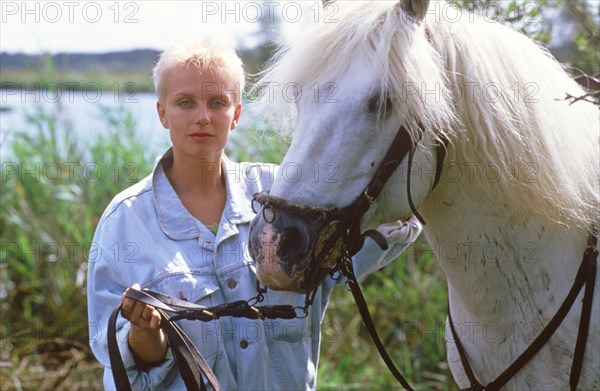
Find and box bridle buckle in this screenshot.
[363,189,375,205]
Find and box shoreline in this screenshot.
[0,69,155,93]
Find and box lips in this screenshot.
[189,132,213,140]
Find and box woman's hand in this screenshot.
[121,284,162,329]
[121,284,168,366]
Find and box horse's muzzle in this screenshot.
[248,208,317,292]
[248,189,371,293]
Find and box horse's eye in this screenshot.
[384,96,393,113]
[367,94,393,116]
[367,95,379,113]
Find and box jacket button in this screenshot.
[227,279,237,289]
[240,340,249,349]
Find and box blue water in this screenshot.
[0,89,170,159]
[0,89,264,161]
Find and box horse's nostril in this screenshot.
[279,227,305,260]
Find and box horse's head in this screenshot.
[248,0,454,293]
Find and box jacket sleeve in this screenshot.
[87,209,176,391]
[352,216,422,280]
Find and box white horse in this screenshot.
[248,0,599,389]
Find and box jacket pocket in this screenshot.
[146,271,222,361]
[148,270,219,303]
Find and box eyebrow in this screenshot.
[170,91,233,101]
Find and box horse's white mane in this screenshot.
[252,0,599,229]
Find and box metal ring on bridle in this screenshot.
[251,195,261,214]
[294,306,309,319]
[262,203,276,224]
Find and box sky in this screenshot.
[0,0,318,54]
[0,1,593,55]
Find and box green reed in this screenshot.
[0,104,450,390]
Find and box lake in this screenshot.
[0,89,171,159]
[0,88,269,162]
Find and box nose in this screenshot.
[248,212,313,292]
[277,226,306,263]
[248,214,311,268]
[195,104,210,125]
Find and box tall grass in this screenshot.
[0,103,451,390]
[317,239,453,390]
[0,104,154,390]
[231,121,452,389]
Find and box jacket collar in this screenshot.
[152,149,256,241]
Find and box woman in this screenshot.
[87,38,422,390]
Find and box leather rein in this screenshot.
[251,124,445,390]
[107,118,598,390]
[107,124,432,391]
[449,229,598,391]
[108,283,302,391]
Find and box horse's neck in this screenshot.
[420,176,589,324]
[419,175,598,387]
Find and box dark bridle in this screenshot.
[251,124,446,295]
[251,124,447,391]
[250,117,597,391]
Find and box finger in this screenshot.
[149,312,161,329]
[134,305,161,330]
[145,307,161,329]
[129,305,147,327]
[139,309,150,323]
[121,284,142,313]
[119,284,161,329]
[133,301,162,330]
[122,299,141,324]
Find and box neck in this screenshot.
[421,173,588,316]
[166,154,224,196]
[164,152,227,226]
[419,165,593,387]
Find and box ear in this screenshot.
[230,103,242,131]
[399,0,430,22]
[157,101,169,129]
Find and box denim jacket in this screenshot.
[87,148,415,390]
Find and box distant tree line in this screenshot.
[1,0,596,86]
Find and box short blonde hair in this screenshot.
[152,38,245,103]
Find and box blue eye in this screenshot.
[211,99,226,108]
[178,99,192,107]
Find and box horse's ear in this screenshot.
[399,0,430,22]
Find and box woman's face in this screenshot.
[157,64,241,162]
